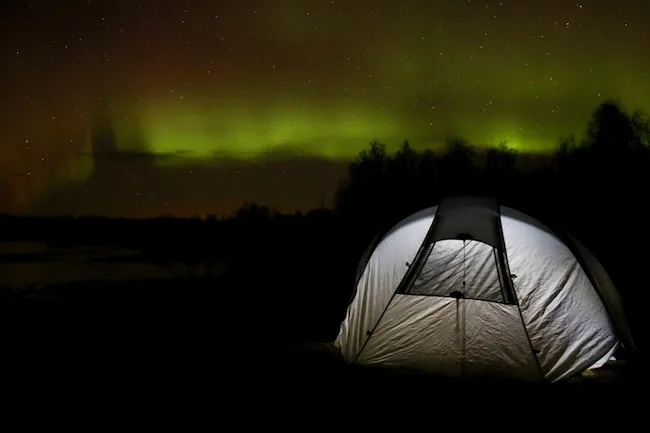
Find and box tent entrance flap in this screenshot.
[398,197,517,304]
[356,296,545,381]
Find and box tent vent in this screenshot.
[450,290,465,299]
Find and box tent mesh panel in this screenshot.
[405,239,506,303]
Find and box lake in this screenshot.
[0,241,228,289]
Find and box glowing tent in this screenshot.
[335,197,635,382]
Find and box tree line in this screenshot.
[1,99,649,354]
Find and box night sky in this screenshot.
[1,0,648,217]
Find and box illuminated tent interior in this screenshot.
[335,197,635,382]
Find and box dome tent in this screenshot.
[335,196,635,382]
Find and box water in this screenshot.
[0,241,228,289]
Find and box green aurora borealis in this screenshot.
[1,0,649,216]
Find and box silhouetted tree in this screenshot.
[631,110,650,147]
[415,149,440,195]
[442,137,476,168]
[385,140,425,215]
[585,100,642,153]
[436,137,478,195]
[485,142,517,175]
[574,101,648,196]
[334,140,390,227]
[553,135,578,169]
[479,142,518,200]
[233,202,274,223]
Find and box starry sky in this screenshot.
[1,0,648,217]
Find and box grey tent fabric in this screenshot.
[566,233,636,356]
[335,197,635,382]
[408,240,504,302]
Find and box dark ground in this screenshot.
[1,272,644,410]
[0,213,646,419]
